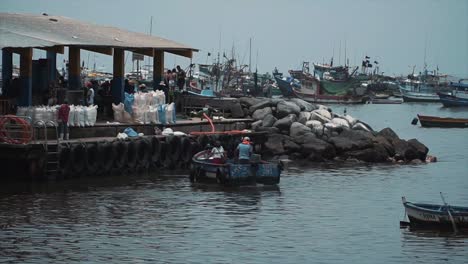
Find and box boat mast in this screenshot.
[249,37,252,74]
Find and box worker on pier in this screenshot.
[58,100,70,140]
[236,137,253,164]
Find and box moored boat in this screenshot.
[274,75,367,104]
[437,79,468,107]
[400,87,440,102]
[402,196,468,230]
[190,150,281,185]
[417,114,468,128]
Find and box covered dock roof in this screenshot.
[0,13,198,57]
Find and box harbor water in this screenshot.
[1,103,467,263]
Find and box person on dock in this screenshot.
[58,99,70,140]
[210,141,226,164]
[176,65,186,91]
[236,137,253,164]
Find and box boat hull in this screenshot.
[274,76,367,104]
[438,92,468,107]
[403,201,468,230]
[417,114,468,128]
[191,151,281,185]
[400,87,440,102]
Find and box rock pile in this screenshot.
[239,97,429,163]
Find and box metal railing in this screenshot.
[33,120,59,149]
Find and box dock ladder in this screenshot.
[34,120,60,179]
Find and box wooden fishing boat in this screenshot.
[417,114,468,128]
[402,197,468,230]
[274,76,367,104]
[190,150,281,185]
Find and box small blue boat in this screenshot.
[190,150,281,185]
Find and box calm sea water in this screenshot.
[1,103,467,263]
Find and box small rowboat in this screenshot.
[190,150,281,185]
[417,114,468,128]
[402,197,468,230]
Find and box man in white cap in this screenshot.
[236,136,253,164]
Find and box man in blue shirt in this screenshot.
[236,137,253,164]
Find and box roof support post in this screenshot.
[153,49,164,89]
[68,47,81,90]
[47,50,57,84]
[18,48,32,106]
[2,49,13,96]
[112,48,125,104]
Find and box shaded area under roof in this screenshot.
[0,13,198,55]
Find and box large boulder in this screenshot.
[290,98,315,112]
[301,137,336,160]
[290,122,312,139]
[239,97,263,108]
[298,111,312,124]
[273,114,297,131]
[264,134,286,155]
[328,129,375,153]
[276,101,301,118]
[305,120,324,135]
[407,139,429,160]
[377,127,400,144]
[292,131,317,145]
[229,103,245,118]
[393,139,418,161]
[331,117,350,129]
[310,110,331,124]
[256,126,280,134]
[373,135,395,157]
[249,99,272,114]
[312,109,332,120]
[252,107,272,121]
[262,114,277,127]
[283,137,301,153]
[343,144,389,162]
[251,120,263,131]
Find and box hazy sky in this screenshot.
[1,0,467,77]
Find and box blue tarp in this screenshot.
[124,92,134,114]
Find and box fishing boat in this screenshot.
[437,80,468,107]
[274,75,367,104]
[402,196,468,230]
[190,150,281,185]
[417,114,468,128]
[399,87,440,102]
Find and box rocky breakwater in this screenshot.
[239,97,431,164]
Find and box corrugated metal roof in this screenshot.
[0,13,198,54]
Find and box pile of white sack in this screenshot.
[113,91,176,125]
[16,105,98,127]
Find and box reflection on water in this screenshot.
[1,103,467,263]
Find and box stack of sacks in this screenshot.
[68,105,98,127]
[17,106,58,126]
[113,91,168,124]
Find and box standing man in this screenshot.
[236,137,253,164]
[176,65,186,91]
[87,84,95,106]
[58,100,71,140]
